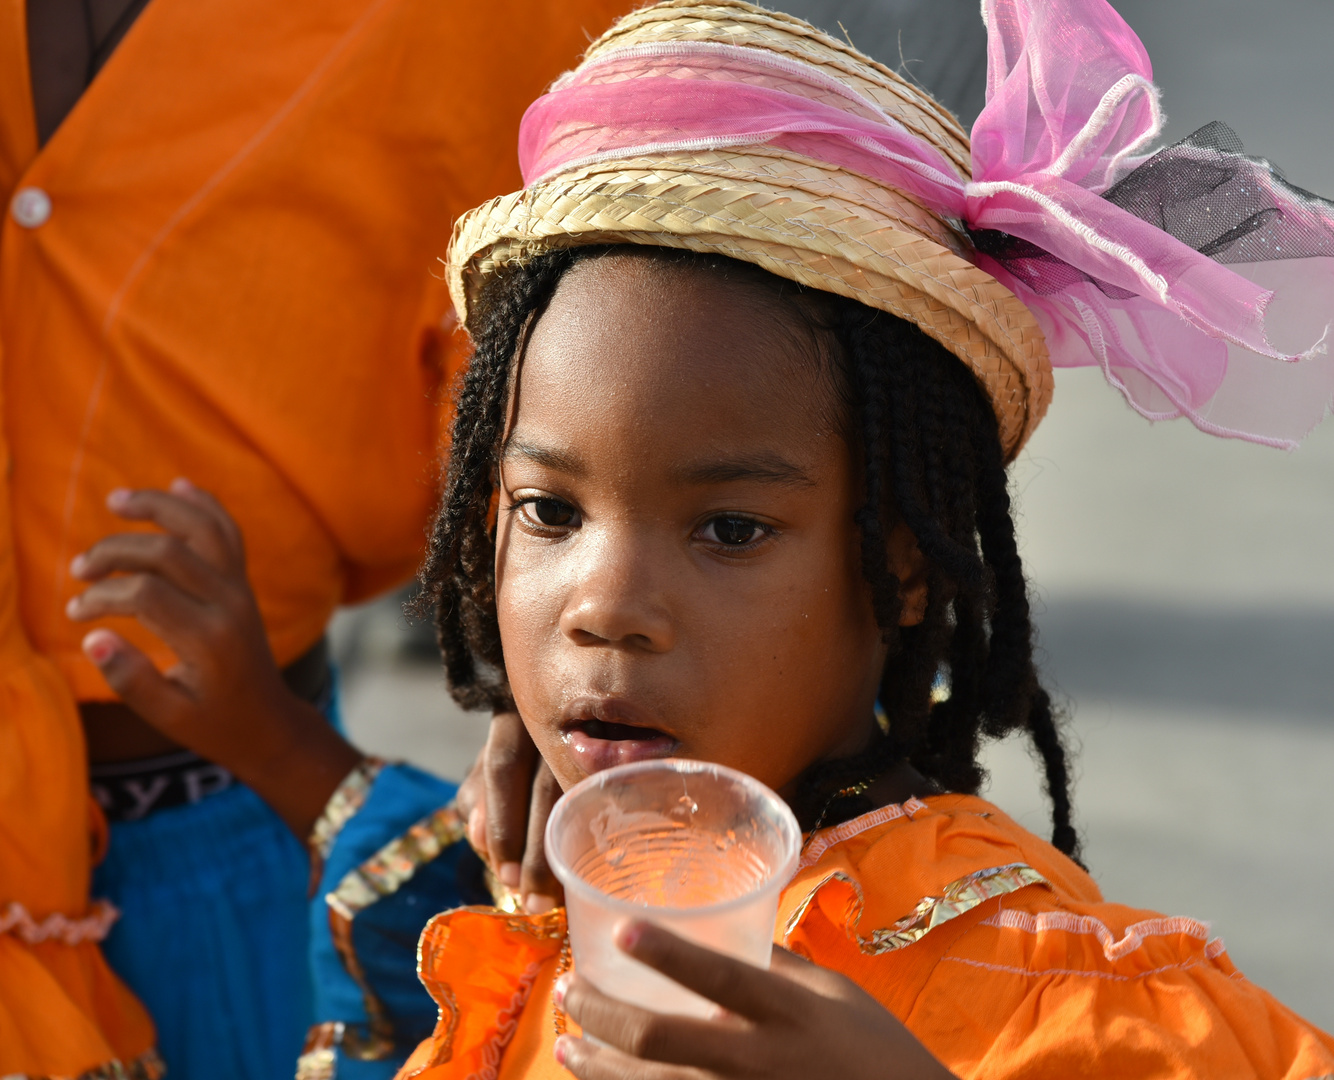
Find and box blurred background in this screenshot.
[332,0,1334,1026]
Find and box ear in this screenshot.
[886,521,928,627]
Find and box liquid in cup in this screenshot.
[545,759,802,1018]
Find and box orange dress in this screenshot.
[401,795,1334,1080]
[0,0,625,1071]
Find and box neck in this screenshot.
[865,758,941,809]
[791,749,942,834]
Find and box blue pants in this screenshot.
[94,779,314,1080]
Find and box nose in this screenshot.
[559,533,676,653]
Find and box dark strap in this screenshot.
[26,0,153,145]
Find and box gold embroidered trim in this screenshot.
[0,899,119,945]
[326,803,468,921]
[309,757,386,860]
[17,1048,166,1080]
[784,862,1049,955]
[295,1027,339,1080]
[782,869,857,939]
[312,802,470,1062]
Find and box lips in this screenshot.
[560,697,680,774]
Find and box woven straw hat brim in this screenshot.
[445,1,1052,459]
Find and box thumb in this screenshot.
[83,629,193,733]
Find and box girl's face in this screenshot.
[495,254,918,797]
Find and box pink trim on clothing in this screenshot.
[798,797,930,870]
[980,906,1221,963]
[0,899,119,945]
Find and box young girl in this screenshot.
[398,0,1334,1076]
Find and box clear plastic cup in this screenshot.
[545,758,801,1018]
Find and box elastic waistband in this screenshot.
[92,749,235,822]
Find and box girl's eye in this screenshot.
[522,498,577,528]
[701,515,766,547]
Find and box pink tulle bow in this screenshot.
[517,0,1334,447]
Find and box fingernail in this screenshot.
[554,1034,571,1066]
[525,893,556,914]
[615,920,644,951]
[552,972,571,1008]
[170,477,193,493]
[65,596,81,618]
[82,630,117,666]
[106,488,131,510]
[69,554,88,578]
[498,862,521,889]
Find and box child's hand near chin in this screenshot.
[455,711,564,912]
[555,922,956,1080]
[66,478,362,838]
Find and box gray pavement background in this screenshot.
[335,0,1334,1029]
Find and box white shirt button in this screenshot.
[11,187,52,228]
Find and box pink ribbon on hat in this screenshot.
[519,0,1334,448]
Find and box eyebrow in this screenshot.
[502,439,813,488]
[502,438,586,476]
[675,453,814,488]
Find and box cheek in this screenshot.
[757,529,882,725]
[495,535,565,703]
[765,573,874,684]
[496,561,586,787]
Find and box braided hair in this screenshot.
[415,246,1081,862]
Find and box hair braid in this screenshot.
[845,309,902,641]
[789,296,1080,858]
[414,251,575,709]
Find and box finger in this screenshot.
[521,762,562,911]
[483,711,539,890]
[559,974,746,1072]
[167,478,246,559]
[70,532,223,602]
[455,758,488,854]
[83,629,194,730]
[66,573,215,658]
[616,921,793,1023]
[104,487,239,571]
[556,1034,704,1080]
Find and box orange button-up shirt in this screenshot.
[0,0,627,698]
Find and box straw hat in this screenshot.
[446,0,1051,459]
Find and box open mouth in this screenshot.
[575,718,671,742]
[562,704,679,773]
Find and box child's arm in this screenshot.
[66,479,362,838]
[556,921,956,1080]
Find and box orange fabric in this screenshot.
[0,438,155,1068]
[0,6,156,1068]
[0,0,629,699]
[0,0,627,1068]
[403,796,1334,1080]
